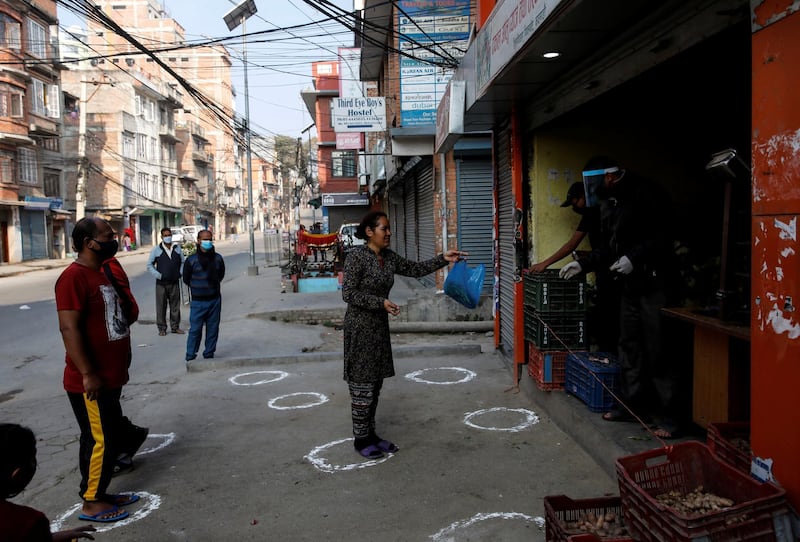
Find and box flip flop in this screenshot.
[376,439,399,453]
[602,408,635,422]
[357,444,384,459]
[103,493,140,507]
[78,505,130,523]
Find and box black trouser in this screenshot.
[156,280,181,332]
[67,388,124,502]
[348,380,383,441]
[617,286,676,417]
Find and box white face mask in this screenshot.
[163,236,173,244]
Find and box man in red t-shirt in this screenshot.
[55,217,141,523]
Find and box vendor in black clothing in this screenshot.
[560,156,680,439]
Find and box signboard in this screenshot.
[321,193,370,207]
[435,80,465,153]
[398,0,470,127]
[338,47,362,98]
[332,97,386,132]
[336,132,364,150]
[476,0,565,96]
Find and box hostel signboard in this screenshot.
[332,96,386,132]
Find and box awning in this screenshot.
[0,200,25,207]
[22,201,51,210]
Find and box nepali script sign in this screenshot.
[332,97,386,133]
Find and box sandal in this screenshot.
[357,444,384,459]
[376,439,399,453]
[602,408,636,422]
[652,419,682,440]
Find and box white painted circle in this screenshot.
[268,392,329,410]
[136,432,175,456]
[430,512,544,540]
[463,407,540,432]
[404,366,477,385]
[305,437,392,473]
[229,370,289,386]
[50,491,162,533]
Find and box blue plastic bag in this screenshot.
[444,259,485,309]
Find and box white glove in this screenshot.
[610,255,633,275]
[559,261,582,280]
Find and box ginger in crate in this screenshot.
[655,486,735,516]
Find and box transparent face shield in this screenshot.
[582,167,619,206]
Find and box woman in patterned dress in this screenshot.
[342,211,466,459]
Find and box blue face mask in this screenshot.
[200,240,213,251]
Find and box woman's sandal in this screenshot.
[601,408,636,422]
[357,444,384,459]
[376,439,399,453]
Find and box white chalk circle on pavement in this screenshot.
[430,512,544,540]
[50,491,162,533]
[463,407,540,432]
[268,392,329,410]
[305,437,392,473]
[404,366,477,385]
[229,370,290,386]
[136,432,175,456]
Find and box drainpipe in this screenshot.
[440,153,448,282]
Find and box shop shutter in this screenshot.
[139,215,153,247]
[19,210,47,260]
[456,158,493,293]
[416,163,436,287]
[496,126,515,359]
[403,175,417,260]
[390,199,405,258]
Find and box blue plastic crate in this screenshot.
[565,352,620,412]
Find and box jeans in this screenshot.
[186,296,222,359]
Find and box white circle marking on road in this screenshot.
[404,366,477,385]
[136,432,175,456]
[229,370,289,386]
[268,392,329,410]
[305,437,392,473]
[463,407,540,432]
[430,512,544,540]
[50,491,162,533]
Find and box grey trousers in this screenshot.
[156,280,181,332]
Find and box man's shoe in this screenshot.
[158,330,167,336]
[171,328,185,334]
[186,354,197,361]
[203,353,214,359]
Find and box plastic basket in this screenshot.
[524,269,588,313]
[567,535,635,542]
[528,343,567,390]
[565,352,620,412]
[706,422,752,475]
[544,495,632,542]
[616,442,791,542]
[524,309,587,351]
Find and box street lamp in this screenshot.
[224,0,258,276]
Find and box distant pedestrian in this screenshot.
[146,227,185,336]
[231,225,238,243]
[342,211,466,459]
[55,217,146,523]
[1,423,98,540]
[183,229,225,361]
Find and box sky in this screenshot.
[57,0,356,140]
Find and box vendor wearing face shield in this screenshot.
[559,156,681,439]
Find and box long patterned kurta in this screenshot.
[342,245,447,382]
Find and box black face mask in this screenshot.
[89,238,119,260]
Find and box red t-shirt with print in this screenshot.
[55,262,131,393]
[0,500,52,541]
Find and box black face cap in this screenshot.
[560,182,585,207]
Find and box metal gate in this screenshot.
[456,158,493,293]
[403,174,417,261]
[416,163,436,286]
[139,215,153,246]
[19,210,47,260]
[496,126,515,359]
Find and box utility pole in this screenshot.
[75,79,88,220]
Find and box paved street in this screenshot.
[1,237,618,541]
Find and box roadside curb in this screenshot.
[185,343,484,372]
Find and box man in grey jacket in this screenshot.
[146,227,185,336]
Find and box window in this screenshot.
[0,84,24,118]
[26,19,46,58]
[137,172,148,198]
[143,98,155,121]
[134,95,142,116]
[29,79,60,118]
[43,170,59,197]
[18,147,38,185]
[136,134,147,159]
[0,14,21,51]
[161,141,175,162]
[332,150,356,177]
[122,132,134,158]
[0,150,16,183]
[150,137,157,161]
[30,79,44,115]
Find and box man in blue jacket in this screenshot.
[182,229,225,361]
[147,227,185,336]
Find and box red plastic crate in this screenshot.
[616,442,791,542]
[527,342,568,390]
[706,422,752,475]
[544,495,632,542]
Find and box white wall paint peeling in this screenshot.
[767,304,800,339]
[775,216,797,241]
[753,129,800,202]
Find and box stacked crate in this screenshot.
[524,270,588,389]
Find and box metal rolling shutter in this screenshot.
[416,163,436,286]
[389,198,405,257]
[403,176,417,260]
[19,210,47,260]
[456,158,493,293]
[496,126,515,359]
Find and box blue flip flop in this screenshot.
[358,444,384,459]
[78,505,130,523]
[103,493,140,507]
[376,439,399,453]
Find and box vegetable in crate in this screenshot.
[655,486,735,516]
[566,511,627,537]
